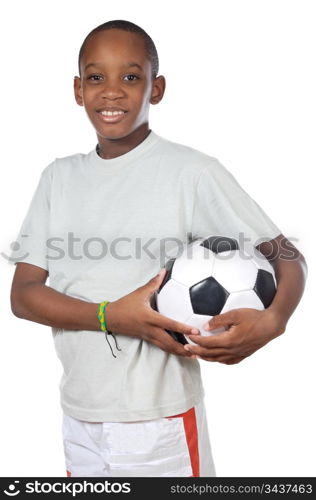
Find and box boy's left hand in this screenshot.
[184,308,286,365]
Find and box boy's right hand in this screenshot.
[106,269,200,358]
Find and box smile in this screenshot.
[97,110,128,123]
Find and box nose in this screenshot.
[100,79,125,99]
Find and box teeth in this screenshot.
[100,110,125,116]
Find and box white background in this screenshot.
[0,0,315,477]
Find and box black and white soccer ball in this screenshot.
[156,235,277,345]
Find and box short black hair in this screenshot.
[78,19,159,80]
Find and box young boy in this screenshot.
[10,20,306,477]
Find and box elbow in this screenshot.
[298,252,308,280]
[10,289,25,319]
[281,237,308,279]
[291,245,308,279]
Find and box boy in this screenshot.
[10,20,306,477]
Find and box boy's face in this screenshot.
[74,29,165,141]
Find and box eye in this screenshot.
[87,74,103,82]
[123,74,140,82]
[86,74,140,83]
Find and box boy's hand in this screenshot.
[105,269,200,358]
[184,308,286,365]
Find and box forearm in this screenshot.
[11,282,100,331]
[268,254,307,329]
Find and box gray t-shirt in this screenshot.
[10,130,281,422]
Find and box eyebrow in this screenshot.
[84,62,144,71]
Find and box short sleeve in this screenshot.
[9,162,54,271]
[191,158,281,247]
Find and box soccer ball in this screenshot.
[156,235,277,345]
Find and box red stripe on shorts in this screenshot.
[66,470,72,477]
[166,406,200,477]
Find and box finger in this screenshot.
[221,357,245,365]
[214,356,245,365]
[204,311,239,331]
[186,331,234,348]
[136,269,165,298]
[196,354,245,364]
[150,310,200,336]
[145,268,167,293]
[152,327,195,358]
[184,344,230,358]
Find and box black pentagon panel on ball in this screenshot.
[190,277,229,316]
[200,235,239,254]
[158,258,176,292]
[254,269,277,308]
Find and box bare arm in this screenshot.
[10,263,198,358]
[10,263,100,331]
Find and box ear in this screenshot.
[74,76,84,107]
[150,75,166,105]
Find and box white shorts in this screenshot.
[62,399,216,477]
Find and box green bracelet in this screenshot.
[97,300,111,332]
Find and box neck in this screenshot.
[96,123,151,159]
